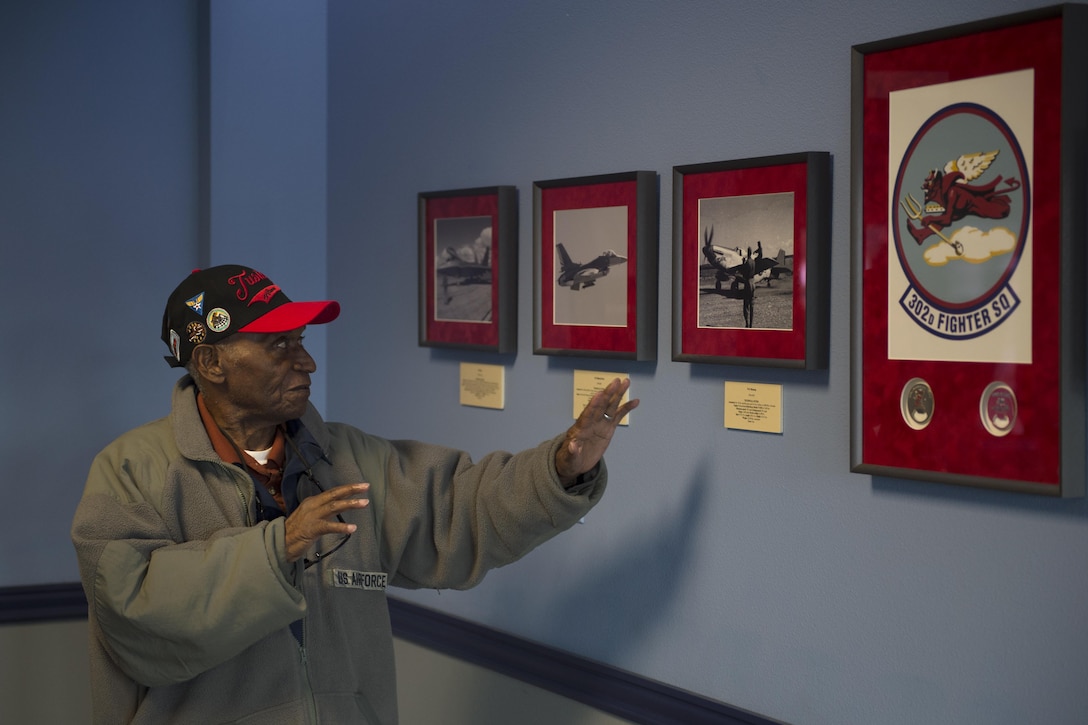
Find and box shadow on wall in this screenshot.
[435,461,713,724]
[536,459,711,662]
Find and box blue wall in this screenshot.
[325,1,1088,724]
[0,0,330,584]
[0,0,200,586]
[207,0,331,408]
[4,1,1087,724]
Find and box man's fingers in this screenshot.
[307,482,368,505]
[313,484,369,519]
[322,482,370,499]
[583,378,630,420]
[295,484,369,530]
[285,484,370,562]
[597,378,638,423]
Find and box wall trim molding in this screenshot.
[0,583,88,624]
[387,597,786,725]
[0,585,784,725]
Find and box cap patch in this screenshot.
[207,308,231,333]
[185,292,205,316]
[169,330,182,361]
[186,321,207,345]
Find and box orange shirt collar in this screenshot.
[196,391,286,507]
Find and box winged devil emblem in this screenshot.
[900,150,1022,251]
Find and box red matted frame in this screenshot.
[533,171,657,359]
[850,5,1087,496]
[672,153,830,368]
[418,186,517,353]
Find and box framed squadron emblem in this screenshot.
[893,114,1029,350]
[850,5,1087,495]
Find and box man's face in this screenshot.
[215,327,317,427]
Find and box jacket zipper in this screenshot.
[219,462,255,527]
[228,460,312,717]
[232,478,254,526]
[299,621,318,723]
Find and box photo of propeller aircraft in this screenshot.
[697,224,795,331]
[700,227,792,293]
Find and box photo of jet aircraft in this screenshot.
[436,245,491,285]
[556,243,627,291]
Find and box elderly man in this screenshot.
[71,264,637,725]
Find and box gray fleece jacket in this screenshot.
[71,376,605,724]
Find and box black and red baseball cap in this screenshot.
[161,265,340,367]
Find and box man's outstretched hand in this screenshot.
[555,377,639,486]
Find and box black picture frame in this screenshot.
[672,152,831,369]
[850,5,1086,495]
[418,185,517,353]
[533,170,658,360]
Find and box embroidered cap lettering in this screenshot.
[226,269,269,302]
[249,284,281,307]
